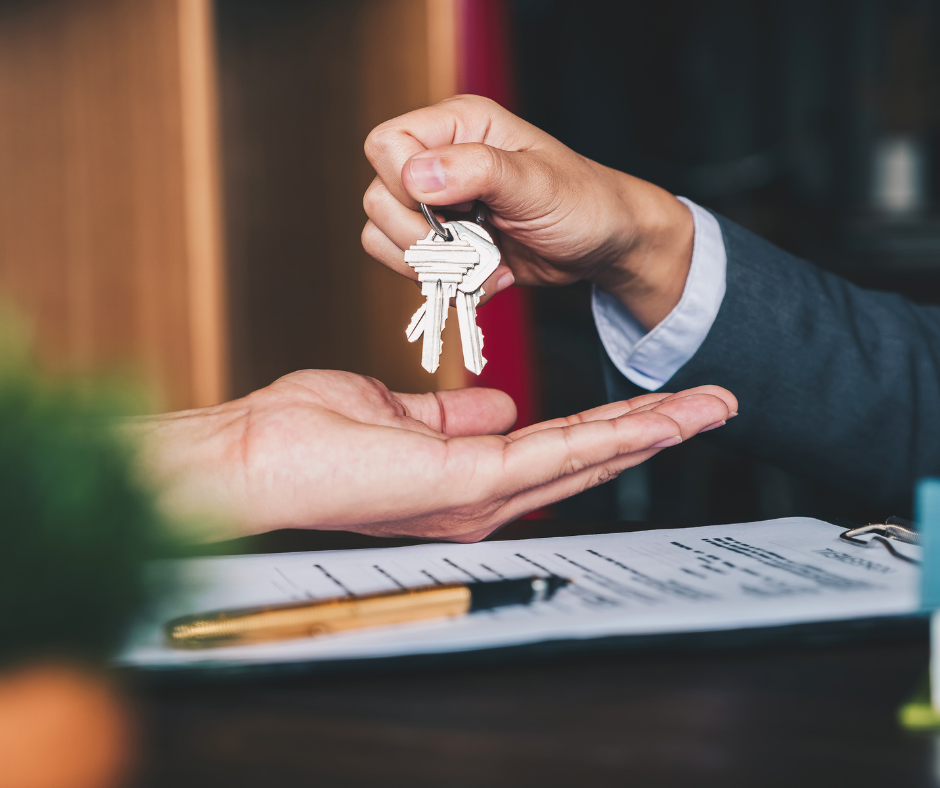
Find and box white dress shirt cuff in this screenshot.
[591,197,727,391]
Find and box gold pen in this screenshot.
[165,575,569,649]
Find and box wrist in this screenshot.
[126,402,250,541]
[590,172,694,330]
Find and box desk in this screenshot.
[132,522,937,787]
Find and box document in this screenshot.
[119,517,921,669]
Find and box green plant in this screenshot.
[0,335,169,666]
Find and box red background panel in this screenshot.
[457,0,540,433]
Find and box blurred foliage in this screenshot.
[0,321,171,666]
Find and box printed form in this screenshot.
[120,517,921,669]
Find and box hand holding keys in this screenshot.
[403,204,500,375]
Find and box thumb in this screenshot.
[396,387,517,436]
[402,143,548,218]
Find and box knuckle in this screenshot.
[362,179,383,216]
[363,132,378,162]
[363,375,390,397]
[450,94,499,113]
[561,453,588,477]
[466,143,502,183]
[360,221,378,253]
[363,125,394,163]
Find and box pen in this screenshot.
[165,575,570,649]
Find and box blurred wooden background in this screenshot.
[0,0,462,412]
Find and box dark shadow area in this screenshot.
[133,633,932,787]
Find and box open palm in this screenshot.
[143,370,735,542]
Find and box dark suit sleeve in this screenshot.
[602,212,940,512]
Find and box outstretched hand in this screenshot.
[135,370,736,543]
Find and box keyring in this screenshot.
[420,201,487,241]
[420,203,453,242]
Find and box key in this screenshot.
[405,302,426,343]
[404,225,480,373]
[403,209,503,375]
[421,278,447,373]
[453,220,501,374]
[452,221,500,295]
[456,289,485,374]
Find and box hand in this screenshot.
[133,370,736,543]
[363,95,694,329]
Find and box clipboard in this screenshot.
[119,517,924,678]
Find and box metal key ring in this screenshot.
[420,203,453,242]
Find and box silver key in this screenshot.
[405,301,427,343]
[421,279,448,373]
[407,277,487,374]
[452,221,500,295]
[453,221,501,374]
[404,208,503,375]
[456,289,485,374]
[404,226,479,373]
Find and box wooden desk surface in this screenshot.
[131,522,937,787]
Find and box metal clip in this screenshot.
[839,516,920,564]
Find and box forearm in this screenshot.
[607,213,940,511]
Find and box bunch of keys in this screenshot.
[404,203,500,375]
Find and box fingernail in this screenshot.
[651,436,682,449]
[700,420,726,432]
[728,411,738,418]
[410,156,446,193]
[496,272,515,291]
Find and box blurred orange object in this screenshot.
[0,664,131,788]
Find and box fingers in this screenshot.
[499,410,685,495]
[496,446,662,527]
[418,409,681,541]
[363,387,734,543]
[492,394,729,508]
[361,219,416,281]
[478,266,514,305]
[363,176,430,253]
[396,387,517,436]
[506,386,736,442]
[507,392,673,440]
[645,392,733,439]
[658,384,738,414]
[364,95,537,207]
[486,392,732,514]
